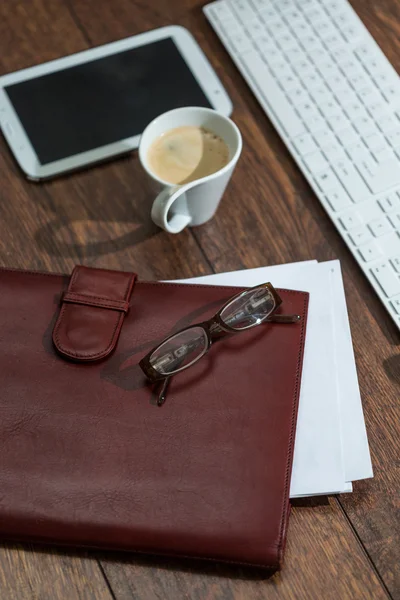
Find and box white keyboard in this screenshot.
[204,0,400,330]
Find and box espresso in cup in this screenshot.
[146,125,229,185]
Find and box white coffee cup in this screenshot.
[138,106,242,233]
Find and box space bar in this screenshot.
[239,51,305,138]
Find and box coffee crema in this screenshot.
[146,125,230,185]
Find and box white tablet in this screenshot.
[0,26,232,181]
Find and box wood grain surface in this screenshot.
[0,0,399,598]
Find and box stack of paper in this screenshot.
[170,260,373,498]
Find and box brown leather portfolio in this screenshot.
[0,265,308,570]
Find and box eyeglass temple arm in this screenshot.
[267,314,301,323]
[157,376,172,406]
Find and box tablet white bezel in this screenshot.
[0,26,232,180]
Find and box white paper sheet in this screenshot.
[329,261,373,482]
[170,259,372,496]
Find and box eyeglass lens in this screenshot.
[220,287,275,330]
[150,326,208,376]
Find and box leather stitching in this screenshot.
[63,293,129,313]
[53,268,135,360]
[276,291,308,565]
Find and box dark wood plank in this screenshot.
[0,544,113,600]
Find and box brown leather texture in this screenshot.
[53,265,136,362]
[0,267,308,570]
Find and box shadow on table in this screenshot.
[30,164,161,258]
[1,543,276,581]
[34,217,160,258]
[383,354,400,385]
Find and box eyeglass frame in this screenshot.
[139,282,283,384]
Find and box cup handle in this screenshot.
[151,185,193,234]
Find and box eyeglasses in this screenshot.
[139,283,300,406]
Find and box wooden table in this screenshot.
[1,1,399,598]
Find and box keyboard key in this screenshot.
[210,1,236,21]
[344,101,365,120]
[354,44,375,61]
[378,193,400,212]
[358,240,382,262]
[367,100,388,118]
[319,100,341,118]
[325,188,352,210]
[355,156,400,194]
[275,32,299,51]
[348,72,370,89]
[364,133,388,153]
[239,51,306,137]
[291,58,312,74]
[314,168,341,193]
[373,147,395,164]
[339,59,360,77]
[232,1,256,21]
[305,115,326,133]
[323,33,344,50]
[368,217,393,237]
[346,142,370,164]
[296,102,319,122]
[326,71,349,93]
[283,47,307,64]
[382,85,400,106]
[357,198,384,222]
[257,6,279,20]
[228,31,253,53]
[301,73,320,89]
[385,130,400,149]
[374,71,396,89]
[293,132,318,155]
[279,72,299,92]
[358,87,382,109]
[275,0,297,11]
[339,209,363,230]
[336,128,359,146]
[370,261,400,297]
[349,225,373,246]
[322,142,346,162]
[245,18,266,39]
[311,85,333,104]
[268,55,291,72]
[330,47,351,63]
[303,151,328,173]
[266,16,286,36]
[313,128,336,148]
[390,295,400,314]
[327,112,349,132]
[290,87,311,103]
[325,0,342,11]
[388,212,400,230]
[297,34,322,52]
[333,160,371,202]
[353,116,377,137]
[390,256,400,273]
[377,115,399,134]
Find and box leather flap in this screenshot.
[53,265,136,362]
